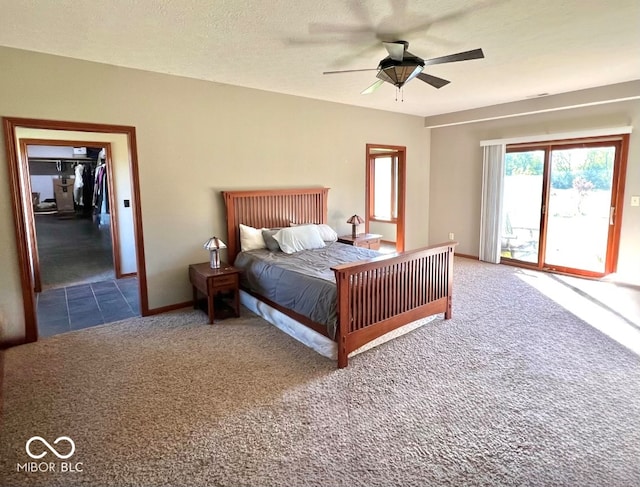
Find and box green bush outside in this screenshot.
[505,148,614,190]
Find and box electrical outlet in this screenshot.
[631,196,640,207]
[448,232,455,240]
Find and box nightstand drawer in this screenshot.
[354,238,381,250]
[338,233,383,250]
[210,273,238,291]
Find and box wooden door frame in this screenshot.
[365,144,406,252]
[21,139,122,292]
[3,117,149,344]
[604,136,628,275]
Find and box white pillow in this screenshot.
[316,224,338,242]
[273,225,326,254]
[239,224,267,251]
[289,222,338,242]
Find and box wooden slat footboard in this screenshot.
[331,242,457,368]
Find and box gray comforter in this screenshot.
[234,242,379,338]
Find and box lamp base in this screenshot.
[210,250,221,269]
[351,225,358,237]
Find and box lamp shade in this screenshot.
[346,215,364,225]
[204,237,226,269]
[203,237,227,250]
[347,214,364,237]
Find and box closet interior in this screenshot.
[30,146,109,224]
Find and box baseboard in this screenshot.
[0,337,29,350]
[118,272,137,279]
[146,300,192,316]
[455,253,479,260]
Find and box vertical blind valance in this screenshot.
[479,126,632,147]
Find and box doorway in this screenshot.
[500,135,629,277]
[24,140,119,292]
[365,144,406,252]
[3,117,149,344]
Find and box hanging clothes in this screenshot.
[93,160,110,227]
[81,162,94,217]
[73,163,84,206]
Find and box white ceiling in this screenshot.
[0,0,639,117]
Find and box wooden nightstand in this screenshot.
[337,233,383,250]
[189,262,241,324]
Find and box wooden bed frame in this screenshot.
[223,187,456,368]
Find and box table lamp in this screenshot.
[203,237,227,269]
[346,214,364,237]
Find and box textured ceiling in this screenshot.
[0,0,639,117]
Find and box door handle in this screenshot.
[610,206,615,225]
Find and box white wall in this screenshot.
[428,98,640,285]
[27,145,75,158]
[0,46,429,344]
[369,221,397,242]
[30,176,54,201]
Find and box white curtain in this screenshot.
[479,144,506,263]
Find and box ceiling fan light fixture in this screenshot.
[376,60,424,88]
[322,39,483,94]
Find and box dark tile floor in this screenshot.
[37,278,140,338]
[35,213,115,289]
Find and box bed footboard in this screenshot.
[331,242,456,368]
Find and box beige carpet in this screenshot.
[1,258,639,486]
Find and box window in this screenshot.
[366,144,406,252]
[369,153,398,222]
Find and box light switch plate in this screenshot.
[632,196,640,207]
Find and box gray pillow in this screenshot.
[262,229,281,252]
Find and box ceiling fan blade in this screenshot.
[309,23,375,35]
[284,37,352,46]
[349,0,374,26]
[333,42,382,67]
[400,1,506,37]
[423,48,484,66]
[361,79,385,95]
[382,41,405,61]
[417,73,451,89]
[323,68,378,75]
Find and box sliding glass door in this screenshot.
[545,145,616,273]
[501,137,628,277]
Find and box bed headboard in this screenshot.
[222,187,329,264]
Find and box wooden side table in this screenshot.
[188,262,241,324]
[337,233,383,250]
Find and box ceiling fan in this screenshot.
[323,41,484,95]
